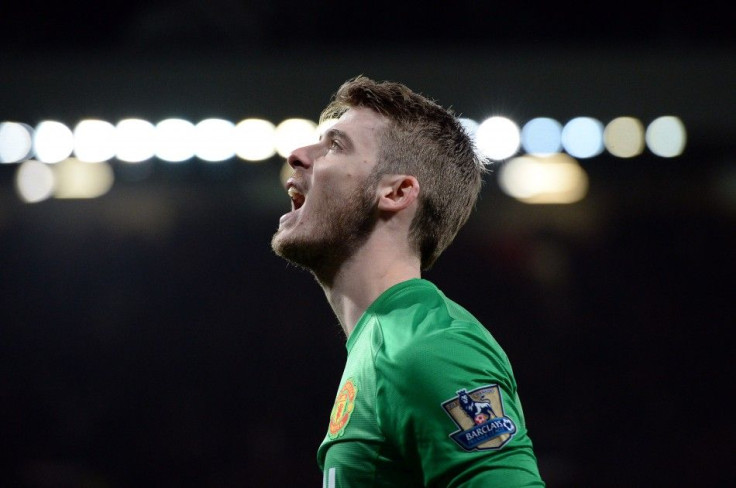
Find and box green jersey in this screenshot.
[317,279,544,487]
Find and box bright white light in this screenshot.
[521,117,563,155]
[604,117,645,158]
[458,117,480,141]
[74,119,116,163]
[498,153,588,204]
[194,118,235,162]
[233,118,277,162]
[15,160,55,203]
[646,116,686,157]
[275,118,318,158]
[115,118,156,163]
[561,117,604,158]
[475,116,521,161]
[155,118,196,162]
[33,121,74,163]
[0,122,34,163]
[53,157,114,199]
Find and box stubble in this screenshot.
[271,182,377,281]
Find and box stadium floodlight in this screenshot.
[16,160,55,203]
[33,121,74,164]
[561,117,604,159]
[195,118,236,162]
[499,153,588,204]
[275,118,318,158]
[234,118,277,162]
[521,117,563,156]
[646,116,686,157]
[475,116,521,161]
[74,119,116,162]
[154,118,196,162]
[116,118,156,163]
[0,122,34,163]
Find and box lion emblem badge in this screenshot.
[441,385,517,451]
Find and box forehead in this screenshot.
[332,107,387,147]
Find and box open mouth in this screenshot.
[288,186,305,211]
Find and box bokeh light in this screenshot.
[2,113,687,204]
[53,157,114,199]
[74,119,116,163]
[15,160,55,203]
[115,118,156,163]
[475,116,521,161]
[234,118,277,162]
[521,117,563,155]
[275,118,318,158]
[194,118,236,162]
[561,117,605,158]
[646,116,687,157]
[0,122,34,163]
[155,118,196,162]
[499,153,588,204]
[33,121,74,163]
[458,117,480,142]
[603,117,645,158]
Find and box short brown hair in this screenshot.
[320,75,486,270]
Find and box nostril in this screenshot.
[287,144,313,169]
[287,152,308,169]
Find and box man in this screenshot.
[272,76,544,487]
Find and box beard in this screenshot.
[271,181,377,281]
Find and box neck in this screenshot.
[315,236,421,337]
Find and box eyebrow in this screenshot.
[322,128,354,151]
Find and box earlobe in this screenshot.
[377,175,419,212]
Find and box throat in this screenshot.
[320,250,421,338]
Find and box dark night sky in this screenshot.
[1,2,735,487]
[1,1,733,53]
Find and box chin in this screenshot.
[272,230,323,270]
[270,229,294,259]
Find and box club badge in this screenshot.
[441,384,517,451]
[327,378,357,440]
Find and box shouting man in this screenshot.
[272,76,544,487]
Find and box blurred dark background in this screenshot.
[1,2,735,487]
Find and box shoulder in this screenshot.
[373,279,485,337]
[394,321,511,385]
[370,279,512,377]
[375,321,514,409]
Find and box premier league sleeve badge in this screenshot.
[441,385,517,451]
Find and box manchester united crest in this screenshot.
[327,378,358,440]
[441,384,517,451]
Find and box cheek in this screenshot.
[313,173,352,201]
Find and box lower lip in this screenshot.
[279,209,299,226]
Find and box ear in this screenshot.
[376,174,420,212]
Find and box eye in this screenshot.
[328,138,342,151]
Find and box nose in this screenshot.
[287,144,315,170]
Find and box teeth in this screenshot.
[287,187,305,210]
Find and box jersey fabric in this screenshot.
[317,279,545,487]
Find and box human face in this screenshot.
[271,108,386,275]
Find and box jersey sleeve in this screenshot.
[375,322,544,487]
